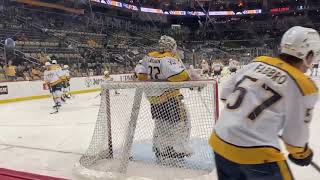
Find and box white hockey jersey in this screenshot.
[135,51,189,98]
[201,61,209,71]
[229,60,239,69]
[44,68,64,86]
[135,51,188,81]
[63,69,70,80]
[209,56,319,164]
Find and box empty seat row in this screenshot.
[15,41,59,47]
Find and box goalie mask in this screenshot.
[281,26,320,67]
[159,35,177,53]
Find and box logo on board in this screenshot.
[0,85,8,95]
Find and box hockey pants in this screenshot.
[51,84,63,104]
[214,153,293,180]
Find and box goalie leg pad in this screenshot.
[150,95,186,124]
[151,96,193,157]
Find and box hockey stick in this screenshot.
[278,136,320,173]
[311,161,320,173]
[50,108,59,114]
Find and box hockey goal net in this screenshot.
[74,80,219,180]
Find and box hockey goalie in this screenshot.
[135,35,193,159]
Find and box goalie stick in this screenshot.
[311,161,320,173]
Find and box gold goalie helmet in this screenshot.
[159,35,177,52]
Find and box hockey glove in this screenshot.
[288,147,313,166]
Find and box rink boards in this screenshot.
[0,74,135,104]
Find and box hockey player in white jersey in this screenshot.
[135,35,193,159]
[62,65,71,98]
[51,60,67,101]
[229,59,239,74]
[104,70,111,80]
[212,61,223,80]
[43,62,64,108]
[209,26,320,180]
[103,70,120,95]
[200,59,210,76]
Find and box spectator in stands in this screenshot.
[4,61,16,81]
[39,51,51,63]
[95,62,103,75]
[31,65,42,80]
[18,33,28,42]
[87,39,97,46]
[80,59,88,75]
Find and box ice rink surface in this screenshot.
[0,77,320,180]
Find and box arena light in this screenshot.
[270,7,290,13]
[122,3,138,11]
[140,7,164,14]
[169,11,187,16]
[92,0,262,16]
[243,9,262,14]
[208,11,235,16]
[187,11,206,16]
[209,9,262,16]
[105,0,122,8]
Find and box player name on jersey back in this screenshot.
[254,64,287,85]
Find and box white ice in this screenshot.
[0,77,320,180]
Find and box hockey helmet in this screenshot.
[159,35,177,52]
[281,26,320,67]
[52,60,57,64]
[63,65,69,69]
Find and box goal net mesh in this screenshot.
[74,80,219,180]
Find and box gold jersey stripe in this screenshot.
[60,75,67,81]
[167,70,189,82]
[50,79,62,86]
[284,142,306,154]
[148,51,176,58]
[254,56,318,96]
[50,65,61,70]
[209,132,286,164]
[277,161,294,180]
[137,73,148,81]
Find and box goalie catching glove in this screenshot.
[288,145,313,166]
